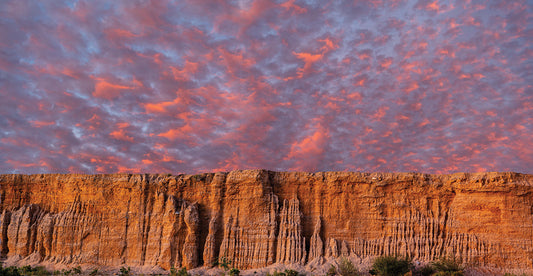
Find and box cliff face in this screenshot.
[0,171,532,271]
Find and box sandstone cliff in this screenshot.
[0,171,531,271]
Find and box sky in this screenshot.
[0,0,531,175]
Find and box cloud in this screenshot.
[0,0,531,174]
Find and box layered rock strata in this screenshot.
[0,171,531,271]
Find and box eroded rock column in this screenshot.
[276,197,306,264]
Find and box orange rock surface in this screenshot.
[0,171,531,271]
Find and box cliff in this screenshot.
[0,171,532,272]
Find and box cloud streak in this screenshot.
[0,0,531,174]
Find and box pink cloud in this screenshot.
[286,121,329,170]
[0,0,530,175]
[92,77,137,99]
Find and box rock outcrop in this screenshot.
[308,217,323,262]
[276,198,306,265]
[0,171,531,271]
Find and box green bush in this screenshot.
[411,264,435,276]
[72,266,82,275]
[283,269,300,276]
[431,257,463,275]
[326,258,360,276]
[266,270,303,276]
[369,255,411,276]
[119,266,131,276]
[229,268,240,276]
[337,258,360,276]
[171,267,190,276]
[326,265,337,276]
[0,265,53,276]
[215,257,232,271]
[89,268,99,276]
[20,266,33,274]
[0,265,21,276]
[32,266,51,276]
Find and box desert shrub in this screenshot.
[327,258,360,276]
[20,266,33,274]
[431,257,463,275]
[215,257,232,271]
[28,266,50,276]
[72,266,82,275]
[32,266,51,276]
[89,268,99,276]
[337,258,360,276]
[369,255,411,276]
[266,272,286,276]
[119,266,131,276]
[0,265,22,276]
[284,269,300,276]
[171,267,190,276]
[266,270,302,276]
[326,265,337,276]
[0,265,52,276]
[411,264,435,276]
[229,268,240,276]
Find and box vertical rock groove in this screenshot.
[0,209,11,257]
[182,203,199,268]
[202,216,217,266]
[309,217,323,262]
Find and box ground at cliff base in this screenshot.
[190,264,530,276]
[0,258,529,276]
